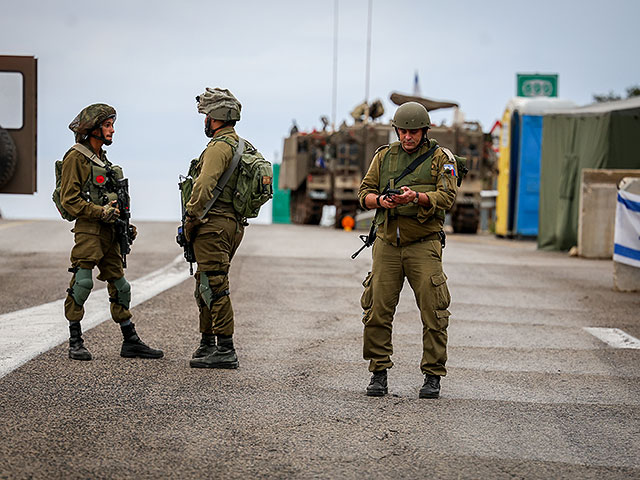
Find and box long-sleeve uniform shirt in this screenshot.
[358,139,458,246]
[186,126,239,221]
[60,144,109,222]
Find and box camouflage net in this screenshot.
[196,87,241,121]
[69,103,116,142]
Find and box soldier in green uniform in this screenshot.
[183,88,248,369]
[358,102,458,398]
[60,103,163,361]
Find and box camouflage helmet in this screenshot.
[69,103,116,139]
[391,102,431,129]
[196,87,241,121]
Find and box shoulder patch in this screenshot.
[440,147,458,177]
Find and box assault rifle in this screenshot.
[351,222,377,259]
[106,172,135,268]
[351,188,402,259]
[176,176,196,275]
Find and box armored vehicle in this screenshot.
[426,120,495,233]
[390,92,496,234]
[0,55,37,195]
[280,93,496,232]
[279,122,391,226]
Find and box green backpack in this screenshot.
[233,144,273,218]
[52,159,76,221]
[453,155,468,187]
[439,146,468,187]
[179,137,273,220]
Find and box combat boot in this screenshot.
[192,333,217,358]
[120,322,164,359]
[189,335,238,369]
[68,322,92,361]
[366,370,388,397]
[419,374,440,399]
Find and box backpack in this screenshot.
[232,144,273,218]
[53,159,76,221]
[179,137,273,220]
[453,154,469,187]
[440,146,468,187]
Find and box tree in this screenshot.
[593,84,640,103]
[593,91,621,103]
[626,85,640,98]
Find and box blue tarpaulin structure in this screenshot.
[496,98,576,237]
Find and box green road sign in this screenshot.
[517,73,558,97]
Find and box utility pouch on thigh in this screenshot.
[360,271,373,311]
[430,272,451,310]
[435,309,451,329]
[198,272,229,309]
[360,271,373,324]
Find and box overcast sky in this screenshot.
[1,0,639,221]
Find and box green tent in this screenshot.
[538,97,640,251]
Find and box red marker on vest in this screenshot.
[96,175,105,184]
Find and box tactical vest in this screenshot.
[83,160,124,206]
[374,140,445,226]
[54,146,124,221]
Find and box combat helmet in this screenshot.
[196,87,242,122]
[68,103,116,143]
[391,102,431,129]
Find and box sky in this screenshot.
[1,0,639,222]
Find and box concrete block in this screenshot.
[614,261,640,292]
[578,183,617,258]
[578,169,640,259]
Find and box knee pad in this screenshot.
[69,268,93,306]
[198,271,229,309]
[112,276,131,309]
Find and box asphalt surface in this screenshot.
[0,219,639,479]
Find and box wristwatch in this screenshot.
[412,191,419,204]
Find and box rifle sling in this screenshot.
[386,144,438,190]
[72,143,106,168]
[198,137,245,221]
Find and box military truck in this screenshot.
[279,93,496,232]
[389,92,496,234]
[0,55,37,195]
[279,122,391,226]
[426,120,495,233]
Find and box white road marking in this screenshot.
[0,255,191,378]
[0,220,34,230]
[584,327,640,349]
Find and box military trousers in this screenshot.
[65,219,131,324]
[361,237,451,376]
[193,214,244,336]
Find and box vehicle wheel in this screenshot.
[334,201,358,229]
[290,188,322,225]
[452,207,479,234]
[0,126,18,188]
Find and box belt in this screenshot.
[419,232,441,242]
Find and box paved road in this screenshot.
[0,220,639,479]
